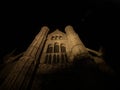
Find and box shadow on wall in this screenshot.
[40,58,117,90]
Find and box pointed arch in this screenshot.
[55,36,59,40]
[59,36,62,39]
[54,42,59,53]
[60,43,66,53]
[51,36,55,40]
[47,44,53,53]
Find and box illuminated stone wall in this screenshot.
[0,26,49,90]
[0,25,113,90]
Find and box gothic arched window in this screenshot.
[51,36,55,40]
[59,36,62,39]
[61,44,66,53]
[55,36,59,40]
[47,44,53,53]
[54,42,59,53]
[44,55,52,64]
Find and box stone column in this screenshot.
[0,26,49,90]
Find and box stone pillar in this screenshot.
[0,26,49,90]
[65,25,88,61]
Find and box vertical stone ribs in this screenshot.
[0,26,49,90]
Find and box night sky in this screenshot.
[0,0,120,72]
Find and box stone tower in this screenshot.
[0,25,113,90]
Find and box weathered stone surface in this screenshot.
[0,25,115,90]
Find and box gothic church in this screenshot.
[0,25,114,90]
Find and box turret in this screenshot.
[24,26,49,60]
[65,25,88,61]
[0,26,49,90]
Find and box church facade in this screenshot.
[0,25,113,90]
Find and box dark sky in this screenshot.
[0,0,120,72]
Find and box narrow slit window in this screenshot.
[61,54,64,63]
[64,54,68,63]
[57,55,59,63]
[44,55,48,64]
[48,55,52,64]
[53,55,57,64]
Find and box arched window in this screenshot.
[55,36,59,40]
[51,36,55,40]
[61,44,66,53]
[59,36,62,39]
[54,42,59,53]
[44,55,52,64]
[47,44,53,53]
